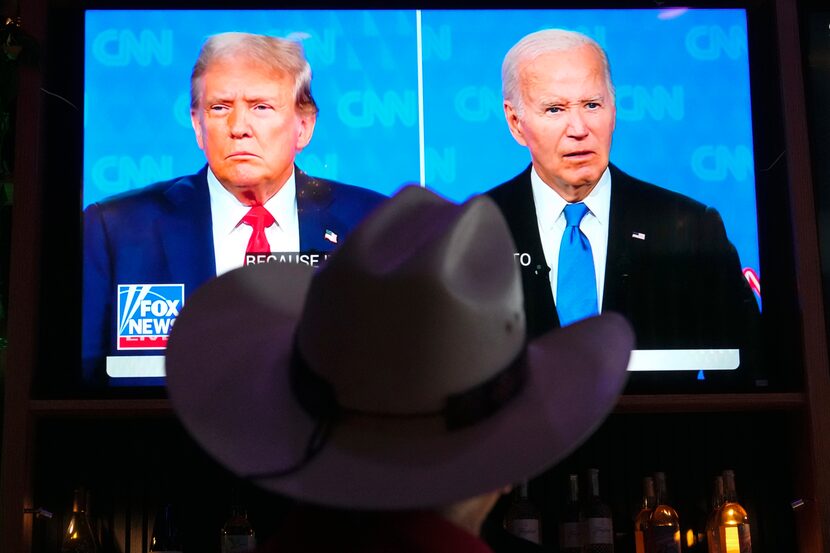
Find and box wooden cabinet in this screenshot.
[8,395,819,553]
[3,0,830,552]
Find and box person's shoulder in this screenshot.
[328,178,387,204]
[84,169,206,216]
[485,166,532,204]
[297,170,387,207]
[485,167,534,223]
[611,164,707,214]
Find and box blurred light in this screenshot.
[658,8,689,20]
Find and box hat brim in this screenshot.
[166,261,632,510]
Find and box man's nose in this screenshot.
[566,110,589,138]
[228,108,252,138]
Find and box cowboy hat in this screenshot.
[165,186,632,509]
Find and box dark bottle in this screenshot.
[221,492,256,553]
[559,474,582,553]
[61,488,99,553]
[647,472,681,553]
[504,481,542,545]
[150,503,184,553]
[583,468,614,553]
[634,477,656,553]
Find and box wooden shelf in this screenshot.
[29,398,172,417]
[26,392,806,418]
[616,393,806,413]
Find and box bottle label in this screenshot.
[221,535,256,553]
[721,526,738,553]
[720,525,751,553]
[510,518,541,544]
[560,521,581,548]
[586,517,613,544]
[649,526,681,553]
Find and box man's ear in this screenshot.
[191,109,205,151]
[504,101,528,147]
[295,110,317,151]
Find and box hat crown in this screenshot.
[297,187,525,415]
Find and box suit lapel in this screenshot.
[296,169,342,253]
[160,168,217,294]
[494,167,560,332]
[604,165,645,314]
[497,167,549,274]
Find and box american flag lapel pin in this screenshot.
[324,229,338,244]
[632,232,646,240]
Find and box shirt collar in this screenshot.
[206,167,296,234]
[530,165,612,228]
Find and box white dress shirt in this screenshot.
[530,166,612,310]
[208,168,300,276]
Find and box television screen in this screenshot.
[79,8,767,387]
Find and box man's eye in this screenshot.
[209,105,228,113]
[254,104,273,111]
[547,106,563,114]
[586,102,601,109]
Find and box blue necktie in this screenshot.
[557,203,598,326]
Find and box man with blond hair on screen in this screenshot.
[83,33,384,381]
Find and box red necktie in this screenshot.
[241,205,276,255]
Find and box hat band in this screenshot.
[243,342,528,482]
[291,343,528,431]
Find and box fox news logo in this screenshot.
[117,284,184,350]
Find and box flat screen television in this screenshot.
[34,0,803,395]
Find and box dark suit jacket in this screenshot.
[486,164,760,352]
[82,166,385,381]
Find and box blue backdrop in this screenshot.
[84,8,759,289]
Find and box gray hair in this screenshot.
[502,29,614,114]
[190,32,318,114]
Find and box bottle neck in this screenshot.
[72,489,88,514]
[712,476,725,509]
[723,470,738,503]
[654,472,669,505]
[567,475,579,503]
[642,477,656,509]
[228,487,249,519]
[588,469,601,498]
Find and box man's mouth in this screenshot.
[563,150,594,158]
[228,152,258,159]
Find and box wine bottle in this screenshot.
[559,474,582,553]
[221,491,256,553]
[705,476,725,553]
[504,481,542,545]
[583,468,614,553]
[647,472,681,553]
[150,503,184,553]
[716,470,751,553]
[634,477,655,553]
[61,488,99,553]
